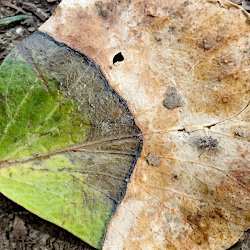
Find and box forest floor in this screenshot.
[0,0,249,249]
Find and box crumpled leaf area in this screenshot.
[39,0,250,249]
[0,33,142,249]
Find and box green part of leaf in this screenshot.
[0,54,90,160]
[0,32,142,249]
[0,155,113,248]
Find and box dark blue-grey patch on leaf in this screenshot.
[0,32,142,249]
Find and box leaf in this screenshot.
[0,33,142,249]
[40,0,250,249]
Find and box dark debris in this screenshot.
[0,0,61,64]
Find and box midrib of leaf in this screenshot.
[0,133,141,169]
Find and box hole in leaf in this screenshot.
[113,52,124,64]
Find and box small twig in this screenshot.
[22,2,49,21]
[0,1,27,14]
[0,15,30,26]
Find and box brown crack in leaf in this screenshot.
[40,0,250,249]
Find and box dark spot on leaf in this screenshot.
[173,174,178,180]
[198,38,213,50]
[95,1,109,18]
[234,131,245,137]
[196,136,218,150]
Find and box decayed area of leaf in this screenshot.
[40,0,250,249]
[0,33,142,249]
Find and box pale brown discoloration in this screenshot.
[40,0,250,249]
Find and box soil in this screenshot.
[0,0,61,64]
[0,0,249,249]
[0,194,94,249]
